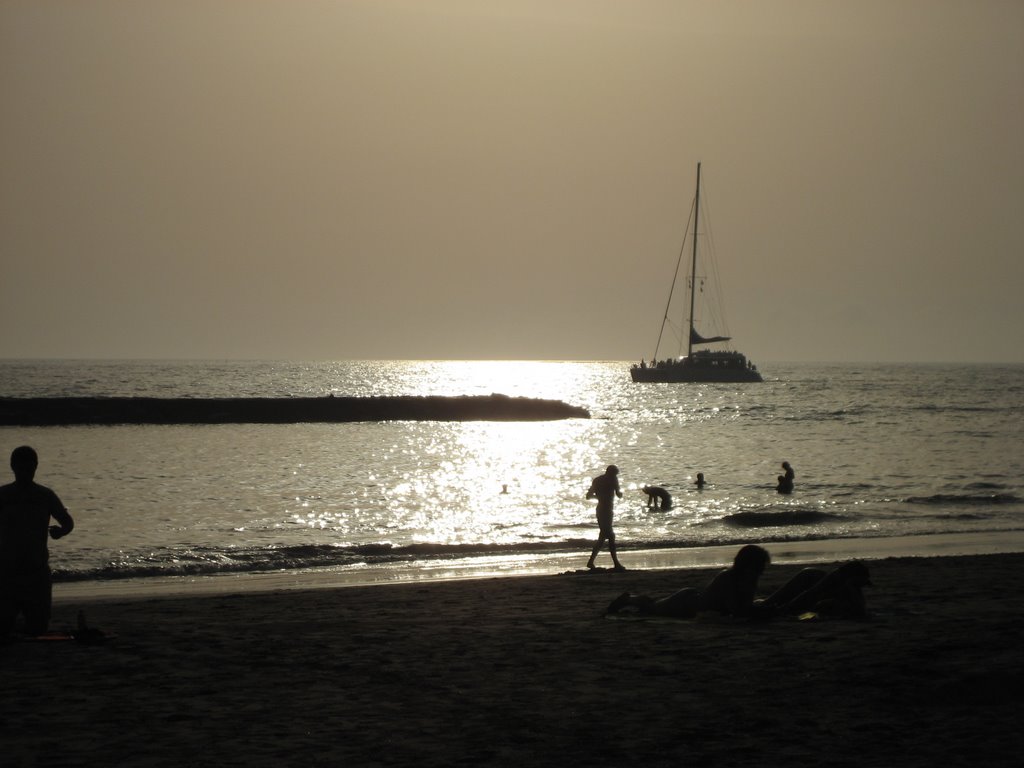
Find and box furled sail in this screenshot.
[690,328,731,346]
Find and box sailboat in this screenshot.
[630,163,763,383]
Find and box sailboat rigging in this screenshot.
[630,163,762,383]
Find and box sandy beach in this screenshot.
[4,552,1023,767]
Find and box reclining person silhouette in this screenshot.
[606,544,770,618]
[756,561,872,619]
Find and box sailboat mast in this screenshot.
[687,162,701,359]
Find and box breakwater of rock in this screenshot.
[0,395,590,425]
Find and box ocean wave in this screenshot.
[50,540,607,583]
[51,532,849,583]
[904,494,1021,506]
[46,508,1018,585]
[910,404,1005,414]
[723,510,845,527]
[964,482,1011,491]
[780,408,871,423]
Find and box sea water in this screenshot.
[1,360,1022,591]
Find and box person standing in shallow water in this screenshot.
[777,461,795,494]
[0,446,75,638]
[586,465,625,571]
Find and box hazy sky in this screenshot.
[2,1,1022,363]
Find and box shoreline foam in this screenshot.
[53,530,1024,603]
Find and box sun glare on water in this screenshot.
[395,360,597,403]
[397,420,596,547]
[288,361,629,550]
[378,361,615,547]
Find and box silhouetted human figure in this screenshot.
[757,561,872,619]
[694,473,706,490]
[642,485,672,510]
[586,465,625,571]
[0,446,75,638]
[776,461,795,494]
[606,544,771,618]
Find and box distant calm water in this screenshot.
[1,360,1022,584]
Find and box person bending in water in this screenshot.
[756,561,872,619]
[606,544,770,618]
[642,485,672,510]
[586,465,625,571]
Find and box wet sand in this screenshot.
[4,553,1023,767]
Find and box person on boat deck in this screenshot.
[586,465,625,571]
[694,473,707,490]
[776,461,795,494]
[642,485,672,510]
[606,544,771,618]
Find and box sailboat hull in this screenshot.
[630,352,763,383]
[631,162,763,384]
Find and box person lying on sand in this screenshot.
[606,544,770,618]
[607,554,872,621]
[756,561,872,619]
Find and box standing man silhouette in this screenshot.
[0,446,75,638]
[586,465,625,571]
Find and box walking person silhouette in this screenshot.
[586,465,625,571]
